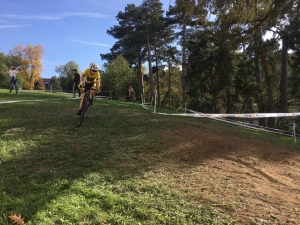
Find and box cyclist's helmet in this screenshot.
[90,62,99,71]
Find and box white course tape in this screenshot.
[141,93,300,118]
[186,109,300,118]
[0,98,78,104]
[142,94,298,140]
[154,112,300,118]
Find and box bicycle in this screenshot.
[78,88,91,126]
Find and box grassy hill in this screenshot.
[1,89,300,224]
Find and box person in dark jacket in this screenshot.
[34,79,39,90]
[72,69,81,98]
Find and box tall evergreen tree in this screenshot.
[101,4,148,100]
[167,1,207,106]
[140,0,165,104]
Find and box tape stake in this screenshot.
[154,90,157,115]
[293,122,297,142]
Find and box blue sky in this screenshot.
[0,0,173,78]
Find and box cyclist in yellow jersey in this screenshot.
[76,62,101,116]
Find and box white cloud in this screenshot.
[2,12,111,20]
[69,12,111,18]
[0,24,31,29]
[42,60,59,64]
[68,39,111,47]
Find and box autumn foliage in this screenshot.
[8,44,44,90]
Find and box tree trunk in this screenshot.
[147,36,154,104]
[155,45,160,105]
[254,1,266,126]
[280,39,288,113]
[181,23,187,107]
[259,39,276,128]
[254,31,265,126]
[137,54,145,102]
[168,58,171,107]
[226,88,231,114]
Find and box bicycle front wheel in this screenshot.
[78,95,89,126]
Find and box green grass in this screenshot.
[1,89,70,101]
[0,89,299,225]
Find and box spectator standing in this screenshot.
[72,69,81,98]
[128,85,136,101]
[34,79,39,90]
[44,81,49,90]
[7,66,19,95]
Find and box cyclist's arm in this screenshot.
[78,75,84,88]
[96,79,100,91]
[80,75,85,83]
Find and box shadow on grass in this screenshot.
[1,100,208,224]
[1,99,299,224]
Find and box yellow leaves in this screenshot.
[8,214,25,225]
[8,44,44,89]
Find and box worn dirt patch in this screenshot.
[148,127,300,224]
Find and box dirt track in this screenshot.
[153,127,300,224]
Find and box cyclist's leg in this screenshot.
[90,88,96,98]
[88,83,96,106]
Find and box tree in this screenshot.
[167,2,207,106]
[0,53,9,88]
[8,45,44,90]
[277,1,300,112]
[140,0,165,104]
[172,0,298,127]
[50,76,62,92]
[159,65,182,109]
[55,61,79,92]
[102,56,134,98]
[102,4,148,101]
[64,61,80,91]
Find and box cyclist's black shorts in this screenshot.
[83,82,95,92]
